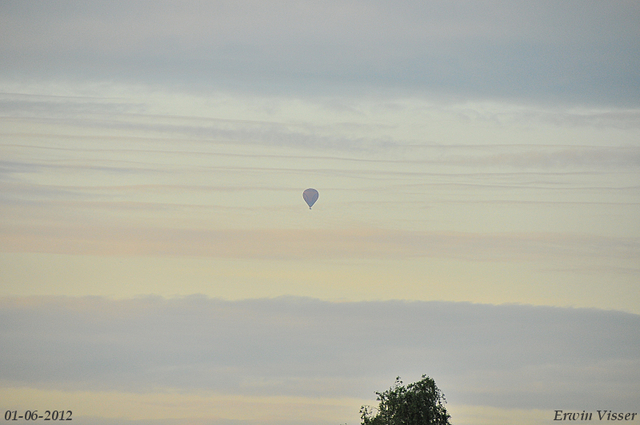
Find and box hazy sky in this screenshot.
[1,1,639,424]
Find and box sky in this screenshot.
[1,1,639,424]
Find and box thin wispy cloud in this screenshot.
[2,218,638,263]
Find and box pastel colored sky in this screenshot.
[1,1,639,424]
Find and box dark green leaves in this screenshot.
[360,375,451,425]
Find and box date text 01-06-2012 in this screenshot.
[4,411,72,421]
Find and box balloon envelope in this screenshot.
[303,188,319,209]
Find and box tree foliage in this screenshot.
[360,375,451,425]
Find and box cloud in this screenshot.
[3,89,640,169]
[1,295,638,410]
[2,216,638,262]
[454,146,640,169]
[1,1,638,106]
[0,91,399,153]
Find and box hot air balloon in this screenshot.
[303,188,319,209]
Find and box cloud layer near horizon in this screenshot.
[1,296,639,411]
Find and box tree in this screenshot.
[360,375,451,425]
